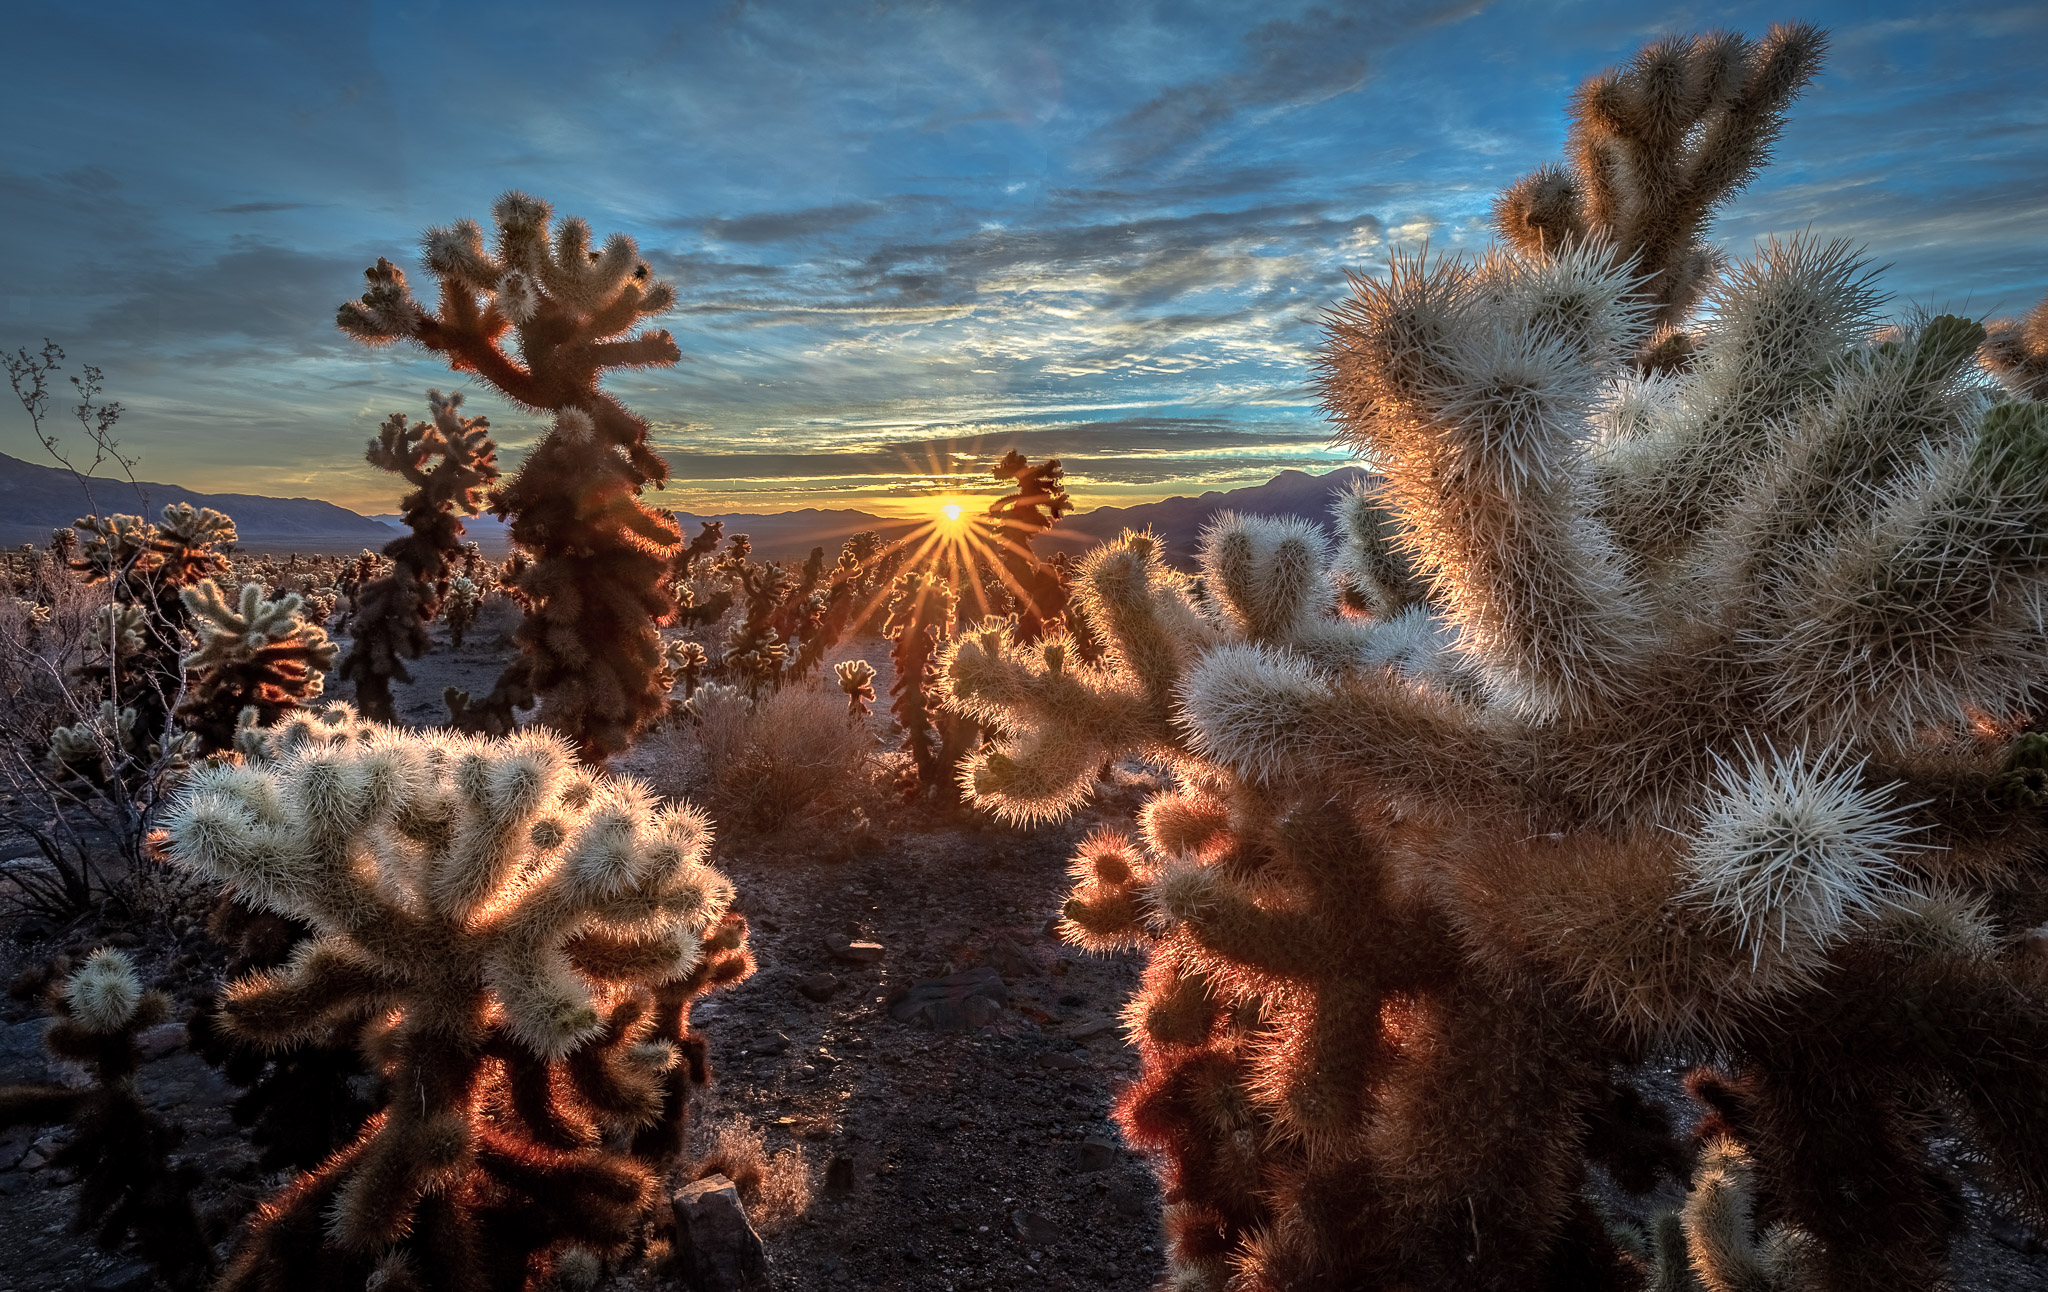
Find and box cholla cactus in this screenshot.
[69,502,240,746]
[948,28,2048,1291]
[339,193,686,760]
[177,579,338,753]
[1492,23,1825,368]
[661,638,708,702]
[835,659,877,721]
[887,570,970,799]
[984,450,1076,642]
[159,718,752,1290]
[342,390,500,720]
[444,574,483,647]
[0,950,214,1289]
[1983,291,2048,399]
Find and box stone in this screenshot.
[672,1173,769,1291]
[753,1032,791,1056]
[885,966,1007,1031]
[89,1260,159,1292]
[1062,1017,1119,1043]
[1035,1050,1089,1071]
[0,1018,51,1085]
[1006,1208,1062,1245]
[1075,1136,1117,1173]
[796,972,841,1003]
[137,1022,187,1061]
[1108,1179,1151,1218]
[823,932,885,964]
[825,1154,856,1192]
[88,1261,154,1291]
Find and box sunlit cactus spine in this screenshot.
[948,25,2048,1291]
[1983,291,2048,399]
[159,715,752,1291]
[836,658,877,722]
[176,578,339,753]
[1491,22,1826,370]
[339,192,685,760]
[0,950,215,1289]
[444,574,483,647]
[342,389,500,720]
[68,501,239,746]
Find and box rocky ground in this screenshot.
[1,606,2044,1291]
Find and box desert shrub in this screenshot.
[686,1115,814,1235]
[945,25,2048,1292]
[663,680,874,833]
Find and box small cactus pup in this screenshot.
[338,193,686,760]
[159,715,753,1291]
[342,389,500,720]
[176,578,339,753]
[0,950,215,1290]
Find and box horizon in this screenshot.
[4,1,2043,519]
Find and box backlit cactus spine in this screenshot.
[160,715,752,1291]
[947,27,2048,1291]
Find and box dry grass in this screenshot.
[645,679,876,833]
[686,1116,814,1234]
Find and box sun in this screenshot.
[941,502,963,524]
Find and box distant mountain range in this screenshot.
[0,448,1371,567]
[0,451,394,552]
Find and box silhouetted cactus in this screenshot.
[948,26,2048,1290]
[887,570,969,800]
[0,951,214,1289]
[984,450,1075,642]
[339,192,685,760]
[341,389,499,720]
[160,714,752,1290]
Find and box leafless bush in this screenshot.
[686,1116,813,1235]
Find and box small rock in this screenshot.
[825,1154,856,1192]
[1987,1212,2044,1255]
[886,967,1008,1031]
[673,1173,769,1291]
[1075,1136,1117,1173]
[22,1130,63,1170]
[1062,1017,1119,1043]
[88,1260,155,1291]
[1035,1050,1090,1071]
[137,1022,188,1061]
[754,1033,791,1056]
[0,1018,51,1084]
[1007,1208,1062,1245]
[823,932,886,965]
[796,972,841,1003]
[1108,1180,1150,1218]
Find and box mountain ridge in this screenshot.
[0,449,1370,564]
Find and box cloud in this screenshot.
[1096,1,1488,172]
[88,239,367,359]
[696,201,891,243]
[211,202,315,214]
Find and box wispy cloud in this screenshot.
[0,0,2041,515]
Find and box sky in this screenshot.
[2,0,2043,518]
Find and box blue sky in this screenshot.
[3,0,2043,516]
